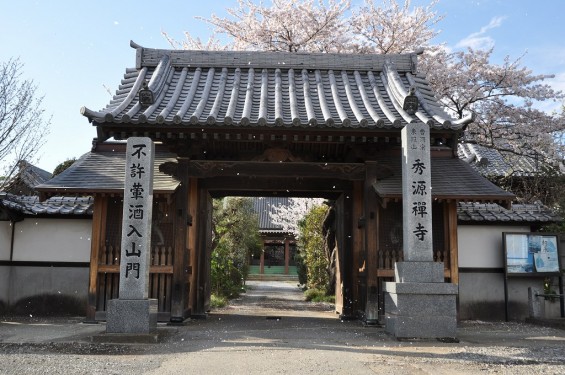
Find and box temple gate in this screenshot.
[38,43,514,324]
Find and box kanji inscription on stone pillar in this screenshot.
[401,122,433,262]
[119,137,154,300]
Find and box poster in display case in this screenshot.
[504,233,560,275]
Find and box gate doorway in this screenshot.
[193,181,355,321]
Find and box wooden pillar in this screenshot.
[351,181,364,313]
[447,201,459,285]
[85,196,107,323]
[364,162,379,322]
[170,160,189,322]
[335,191,354,318]
[284,238,290,274]
[260,241,265,274]
[187,178,199,315]
[194,189,212,317]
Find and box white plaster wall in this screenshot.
[0,221,12,261]
[12,219,92,262]
[458,225,530,268]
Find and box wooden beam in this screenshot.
[97,265,173,274]
[186,160,366,180]
[201,177,351,198]
[86,196,107,322]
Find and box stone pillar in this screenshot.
[384,123,458,340]
[107,137,157,334]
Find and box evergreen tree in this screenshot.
[211,197,262,297]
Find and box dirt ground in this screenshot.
[1,281,564,375]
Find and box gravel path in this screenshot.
[1,281,564,374]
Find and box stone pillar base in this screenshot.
[106,299,158,334]
[384,262,458,340]
[528,287,545,319]
[364,294,380,325]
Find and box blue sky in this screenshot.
[1,0,564,173]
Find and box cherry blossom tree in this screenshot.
[164,0,352,53]
[164,0,442,54]
[164,0,565,202]
[350,0,443,54]
[269,197,325,238]
[421,48,564,168]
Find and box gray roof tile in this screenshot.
[457,142,541,177]
[1,161,52,196]
[253,197,289,232]
[374,156,515,202]
[0,193,93,216]
[36,144,180,195]
[458,202,561,223]
[81,45,473,132]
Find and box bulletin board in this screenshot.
[503,233,560,276]
[502,232,563,321]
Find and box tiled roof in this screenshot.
[0,193,93,216]
[458,202,561,223]
[1,161,53,195]
[5,193,556,223]
[36,144,180,195]
[81,42,473,134]
[374,156,515,202]
[253,197,288,233]
[457,142,541,177]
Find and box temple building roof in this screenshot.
[1,160,52,196]
[3,191,557,226]
[253,197,290,235]
[81,41,472,139]
[457,142,543,177]
[36,143,180,196]
[0,193,93,217]
[373,156,515,204]
[457,202,561,223]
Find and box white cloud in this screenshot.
[456,16,507,50]
[113,21,119,25]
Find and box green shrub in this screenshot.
[211,197,262,298]
[210,294,229,309]
[299,205,330,291]
[304,288,335,303]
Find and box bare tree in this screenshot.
[0,58,50,188]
